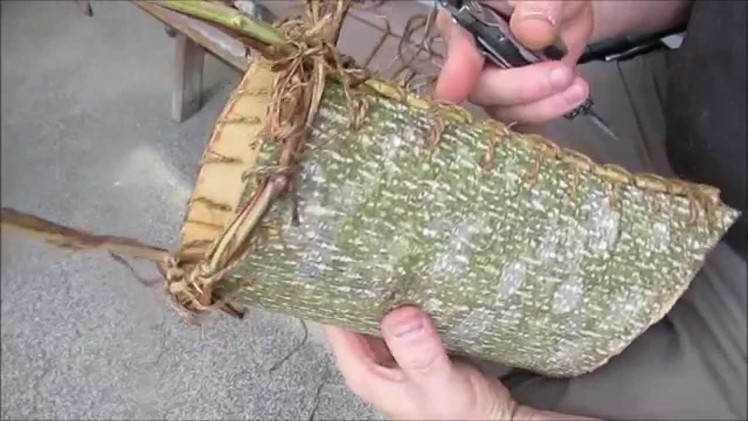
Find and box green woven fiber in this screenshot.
[220,81,738,377]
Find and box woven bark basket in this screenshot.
[172,57,738,378]
[1,55,738,379]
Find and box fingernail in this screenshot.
[392,317,423,338]
[548,67,571,90]
[520,13,557,28]
[564,81,587,105]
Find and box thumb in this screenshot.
[381,306,454,386]
[509,1,564,51]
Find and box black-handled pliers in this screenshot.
[438,0,620,141]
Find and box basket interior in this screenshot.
[177,59,275,260]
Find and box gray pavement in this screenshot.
[0,1,382,419]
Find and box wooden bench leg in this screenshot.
[172,33,205,123]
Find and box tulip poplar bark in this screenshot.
[178,58,738,377]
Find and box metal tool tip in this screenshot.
[586,110,621,141]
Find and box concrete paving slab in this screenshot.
[0,1,383,419]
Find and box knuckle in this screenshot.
[508,65,561,102]
[402,350,443,376]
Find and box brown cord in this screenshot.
[201,150,244,165]
[390,6,439,84]
[191,197,234,213]
[480,138,497,171]
[160,0,365,322]
[362,16,391,70]
[236,88,270,96]
[216,115,263,125]
[425,109,446,151]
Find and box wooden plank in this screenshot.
[133,1,250,72]
[172,34,205,122]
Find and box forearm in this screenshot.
[591,0,694,42]
[511,404,598,420]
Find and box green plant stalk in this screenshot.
[156,0,289,50]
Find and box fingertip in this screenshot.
[510,17,557,50]
[434,25,484,103]
[381,306,452,381]
[435,8,454,38]
[381,305,438,350]
[488,75,591,124]
[563,76,589,107]
[322,325,364,356]
[381,305,428,337]
[509,1,563,51]
[469,61,572,107]
[548,63,574,91]
[322,325,383,388]
[321,324,346,339]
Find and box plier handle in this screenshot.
[437,0,566,68]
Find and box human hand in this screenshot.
[322,306,516,420]
[434,0,596,124]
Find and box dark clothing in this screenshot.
[482,2,747,418]
[666,0,747,261]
